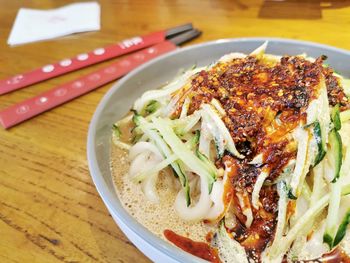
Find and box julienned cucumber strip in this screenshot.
[322,113,343,247]
[323,180,342,249]
[313,121,327,166]
[132,154,178,182]
[177,161,191,207]
[202,104,244,159]
[268,181,288,256]
[329,129,343,183]
[112,124,121,139]
[152,117,217,193]
[214,137,225,159]
[196,150,217,193]
[341,78,350,97]
[132,110,141,126]
[287,188,297,200]
[341,109,350,123]
[323,127,343,248]
[333,209,350,247]
[186,130,200,150]
[143,100,160,115]
[173,113,201,136]
[331,104,341,131]
[270,183,350,259]
[136,115,191,206]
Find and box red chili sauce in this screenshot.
[164,229,220,263]
[301,248,350,263]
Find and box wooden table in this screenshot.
[1,0,350,262]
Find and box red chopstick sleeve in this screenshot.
[0,41,176,129]
[0,31,166,95]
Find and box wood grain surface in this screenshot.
[1,0,350,262]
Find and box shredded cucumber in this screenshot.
[112,123,132,150]
[198,115,213,159]
[268,181,288,256]
[112,124,121,139]
[142,100,160,116]
[201,109,225,159]
[331,104,342,131]
[249,153,264,165]
[210,98,226,116]
[132,110,141,126]
[328,130,343,183]
[136,115,191,205]
[323,116,343,248]
[195,149,215,171]
[251,169,269,209]
[179,97,191,118]
[185,130,200,150]
[132,154,178,182]
[250,41,268,59]
[313,121,327,166]
[112,140,131,150]
[310,162,326,207]
[340,109,350,123]
[151,117,217,193]
[306,80,331,167]
[290,127,310,197]
[324,180,342,248]
[333,208,350,247]
[172,112,201,136]
[133,67,203,113]
[196,150,218,182]
[211,221,248,263]
[269,183,350,259]
[301,182,312,202]
[340,78,350,97]
[202,104,244,159]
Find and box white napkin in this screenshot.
[7,2,101,46]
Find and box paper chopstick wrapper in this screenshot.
[8,2,101,46]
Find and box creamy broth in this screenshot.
[110,144,215,242]
[110,122,350,263]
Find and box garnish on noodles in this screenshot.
[111,42,350,262]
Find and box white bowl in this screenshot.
[87,38,350,262]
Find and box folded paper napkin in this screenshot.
[7,2,101,46]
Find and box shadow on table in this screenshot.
[259,0,350,19]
